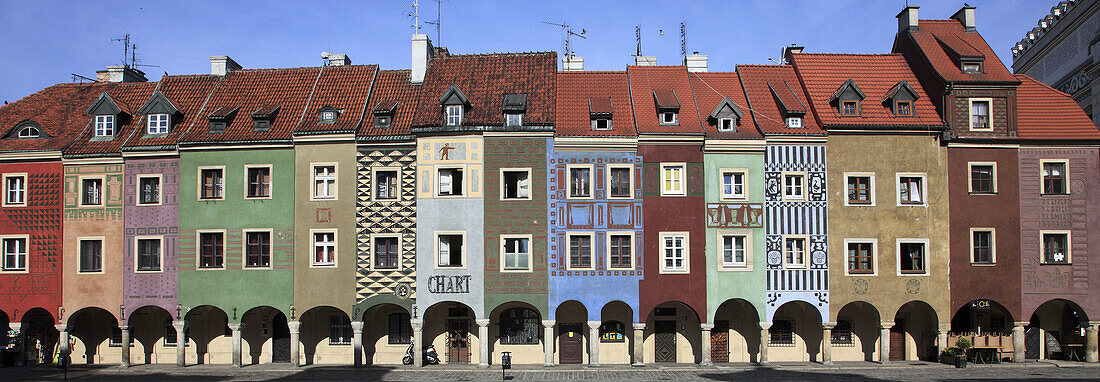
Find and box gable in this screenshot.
[709,97,745,120]
[828,79,867,103]
[882,81,920,103]
[439,84,470,106]
[86,92,123,116]
[135,90,180,116]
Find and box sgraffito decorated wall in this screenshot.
[0,161,63,322]
[62,162,125,323]
[354,145,417,315]
[123,157,180,320]
[704,150,766,322]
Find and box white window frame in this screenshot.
[311,163,338,201]
[505,113,523,127]
[242,228,274,270]
[436,166,465,197]
[17,126,39,138]
[566,164,594,200]
[843,238,878,276]
[720,168,747,200]
[606,164,634,199]
[77,236,105,274]
[134,235,164,273]
[896,238,931,276]
[243,164,273,200]
[369,233,402,271]
[78,175,106,207]
[605,231,635,270]
[591,118,612,131]
[967,162,998,194]
[311,229,338,268]
[0,235,29,273]
[660,163,687,197]
[499,234,532,272]
[565,232,595,270]
[968,98,993,131]
[147,114,170,134]
[195,229,227,270]
[659,232,689,274]
[786,117,803,128]
[843,172,875,206]
[896,172,928,207]
[445,105,463,126]
[499,168,533,201]
[969,228,996,266]
[660,111,679,125]
[718,117,735,132]
[197,166,226,201]
[95,115,114,136]
[2,173,27,207]
[136,174,162,206]
[371,167,401,201]
[717,229,751,271]
[782,235,808,269]
[1040,159,1070,195]
[782,172,806,201]
[1039,230,1072,265]
[435,231,467,269]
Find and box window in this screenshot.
[895,100,912,116]
[970,99,991,130]
[436,233,464,267]
[312,231,335,267]
[499,308,539,344]
[245,231,271,268]
[198,232,224,269]
[17,127,39,138]
[320,110,337,124]
[783,173,804,200]
[505,113,523,127]
[445,105,463,126]
[568,166,591,198]
[608,234,632,269]
[164,320,188,347]
[1041,232,1070,264]
[329,315,351,345]
[841,100,858,116]
[568,234,592,269]
[969,163,996,194]
[971,229,995,264]
[373,236,399,269]
[898,240,927,275]
[501,235,531,271]
[718,118,734,132]
[147,114,169,134]
[2,237,26,271]
[832,319,854,345]
[599,321,626,343]
[313,165,337,200]
[78,239,102,273]
[81,178,102,206]
[846,241,874,274]
[501,169,531,200]
[721,235,747,268]
[721,171,745,199]
[786,117,802,128]
[137,175,160,205]
[374,115,391,129]
[253,120,270,131]
[898,175,925,205]
[246,166,271,198]
[374,169,399,200]
[209,122,226,133]
[438,168,464,196]
[846,175,872,205]
[660,111,679,125]
[784,237,806,269]
[770,320,794,346]
[661,233,687,273]
[95,115,114,136]
[661,164,686,196]
[608,165,632,199]
[591,118,611,130]
[199,168,224,200]
[136,238,161,272]
[388,313,412,344]
[3,174,25,206]
[962,62,981,73]
[1042,161,1067,195]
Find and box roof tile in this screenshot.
[555,71,636,137]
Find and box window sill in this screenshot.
[846,201,873,206]
[135,269,164,274]
[970,262,996,267]
[137,203,163,206]
[198,198,225,202]
[607,267,633,271]
[658,269,690,274]
[719,265,751,272]
[846,271,875,276]
[565,267,595,271]
[196,267,226,271]
[1,204,27,208]
[372,266,400,271]
[898,202,925,206]
[1040,193,1070,197]
[660,193,687,198]
[720,196,747,201]
[609,195,634,199]
[246,196,274,200]
[0,269,29,274]
[968,192,997,196]
[899,271,928,276]
[77,270,105,275]
[500,198,533,201]
[310,264,337,268]
[243,266,273,270]
[436,194,466,198]
[1039,262,1071,266]
[500,268,533,273]
[436,265,468,269]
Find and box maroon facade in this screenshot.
[0,161,63,324]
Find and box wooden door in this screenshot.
[447,319,470,363]
[558,323,583,364]
[271,312,291,363]
[711,321,729,363]
[889,326,905,361]
[655,321,677,363]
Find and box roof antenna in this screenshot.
[398,0,421,32]
[425,0,446,44]
[542,21,586,59]
[71,73,96,83]
[635,25,642,57]
[680,22,687,58]
[111,33,133,67]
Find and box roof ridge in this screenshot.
[439,51,556,58]
[793,53,904,57]
[557,71,627,75]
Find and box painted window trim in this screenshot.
[310,162,338,201]
[2,173,28,207]
[566,164,594,200]
[843,238,877,276]
[499,234,533,273]
[781,171,806,201]
[895,172,928,207]
[968,98,993,131]
[435,165,467,198]
[1039,230,1072,265]
[606,163,635,199]
[0,234,29,273]
[716,229,752,271]
[719,168,748,200]
[1039,159,1070,196]
[498,167,533,201]
[782,234,808,269]
[659,231,690,274]
[894,99,913,117]
[896,238,931,276]
[134,235,165,274]
[195,229,227,270]
[310,229,338,268]
[566,231,596,271]
[718,117,735,132]
[370,166,402,202]
[445,105,463,126]
[368,233,402,271]
[605,231,635,270]
[78,174,106,207]
[196,166,226,201]
[660,163,687,197]
[243,164,274,200]
[969,227,996,266]
[434,230,467,269]
[966,162,998,195]
[843,172,875,207]
[135,173,163,206]
[242,228,274,270]
[147,113,170,134]
[76,236,106,275]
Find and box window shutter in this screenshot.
[439,171,452,194]
[518,173,530,198]
[438,237,450,266]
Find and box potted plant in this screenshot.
[942,338,971,368]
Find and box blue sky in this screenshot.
[0,0,1056,104]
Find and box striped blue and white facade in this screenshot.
[763,144,829,320]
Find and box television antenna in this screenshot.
[541,21,586,58]
[398,0,421,32]
[111,33,159,70]
[424,0,446,44]
[634,25,642,56]
[680,22,687,57]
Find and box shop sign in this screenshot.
[427,275,472,294]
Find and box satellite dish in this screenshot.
[321,51,331,59]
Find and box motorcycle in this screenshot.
[402,342,440,365]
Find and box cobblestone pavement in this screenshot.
[3,362,1100,381]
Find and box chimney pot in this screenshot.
[951,5,977,32]
[562,56,584,71]
[210,56,242,76]
[411,34,434,84]
[897,6,919,33]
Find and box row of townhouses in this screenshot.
[1,5,1098,367]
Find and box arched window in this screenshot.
[499,307,539,344]
[770,319,794,346]
[388,313,411,344]
[599,321,625,343]
[832,318,854,346]
[17,126,39,138]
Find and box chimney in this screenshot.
[562,55,584,71]
[210,56,242,76]
[782,45,804,65]
[684,52,707,73]
[325,53,352,66]
[411,34,434,84]
[897,6,919,33]
[951,5,977,32]
[635,56,657,66]
[95,65,148,83]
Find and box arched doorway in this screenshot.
[769,301,823,362]
[1027,299,1089,360]
[645,301,701,364]
[17,308,59,366]
[489,302,543,365]
[241,306,290,365]
[833,301,880,362]
[554,300,588,364]
[893,301,939,361]
[183,305,230,364]
[599,301,634,365]
[360,303,411,365]
[951,299,1014,335]
[126,306,174,364]
[298,306,351,365]
[712,299,760,363]
[67,307,119,365]
[423,302,475,365]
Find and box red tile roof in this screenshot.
[736,65,824,135]
[554,71,636,137]
[790,53,944,128]
[123,75,222,152]
[63,82,158,157]
[295,65,378,135]
[627,65,703,135]
[359,70,421,138]
[904,20,1018,83]
[412,52,555,129]
[1015,74,1100,140]
[688,71,762,139]
[0,82,126,153]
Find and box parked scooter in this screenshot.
[402,342,440,365]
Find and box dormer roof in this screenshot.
[708,96,745,121]
[87,92,124,116]
[653,89,680,110]
[136,89,179,116]
[440,84,470,106]
[895,19,1018,83]
[502,93,527,113]
[882,80,920,103]
[827,79,867,103]
[767,81,807,116]
[588,97,612,116]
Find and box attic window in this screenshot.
[319,107,340,124]
[787,117,803,128]
[718,118,735,132]
[209,122,226,133]
[147,114,170,134]
[17,126,40,138]
[445,105,463,126]
[589,97,613,131]
[505,113,523,127]
[661,111,679,125]
[962,61,982,73]
[375,116,391,128]
[95,115,115,136]
[841,101,859,116]
[372,100,398,129]
[592,118,612,131]
[253,120,270,131]
[502,93,527,128]
[895,100,913,117]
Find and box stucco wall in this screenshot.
[63,163,125,324]
[123,157,180,321]
[293,141,356,317]
[704,150,766,323]
[0,161,62,322]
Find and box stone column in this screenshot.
[937,327,949,362]
[119,325,131,367]
[542,320,555,366]
[759,322,771,365]
[1012,322,1027,363]
[632,322,645,366]
[351,321,364,367]
[476,319,490,368]
[411,319,423,367]
[1086,321,1099,363]
[879,321,894,364]
[288,321,301,367]
[173,320,186,367]
[8,322,23,366]
[229,323,243,367]
[55,324,70,366]
[700,323,713,366]
[822,322,835,366]
[587,321,601,366]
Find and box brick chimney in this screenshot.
[684,52,707,73]
[210,56,242,76]
[95,65,148,83]
[325,53,352,66]
[951,5,977,32]
[411,34,434,84]
[897,6,919,33]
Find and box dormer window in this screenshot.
[661,111,678,125]
[253,120,270,131]
[962,61,982,73]
[372,100,398,129]
[147,114,170,134]
[375,116,390,128]
[592,118,612,130]
[708,97,744,133]
[446,105,463,126]
[17,127,39,138]
[895,100,913,116]
[883,81,920,118]
[830,79,866,118]
[505,113,523,127]
[207,106,238,133]
[502,93,527,128]
[718,118,734,132]
[209,122,226,132]
[95,115,114,136]
[251,105,280,132]
[787,117,803,128]
[589,97,613,131]
[653,89,681,126]
[841,101,858,116]
[318,107,340,124]
[439,85,471,127]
